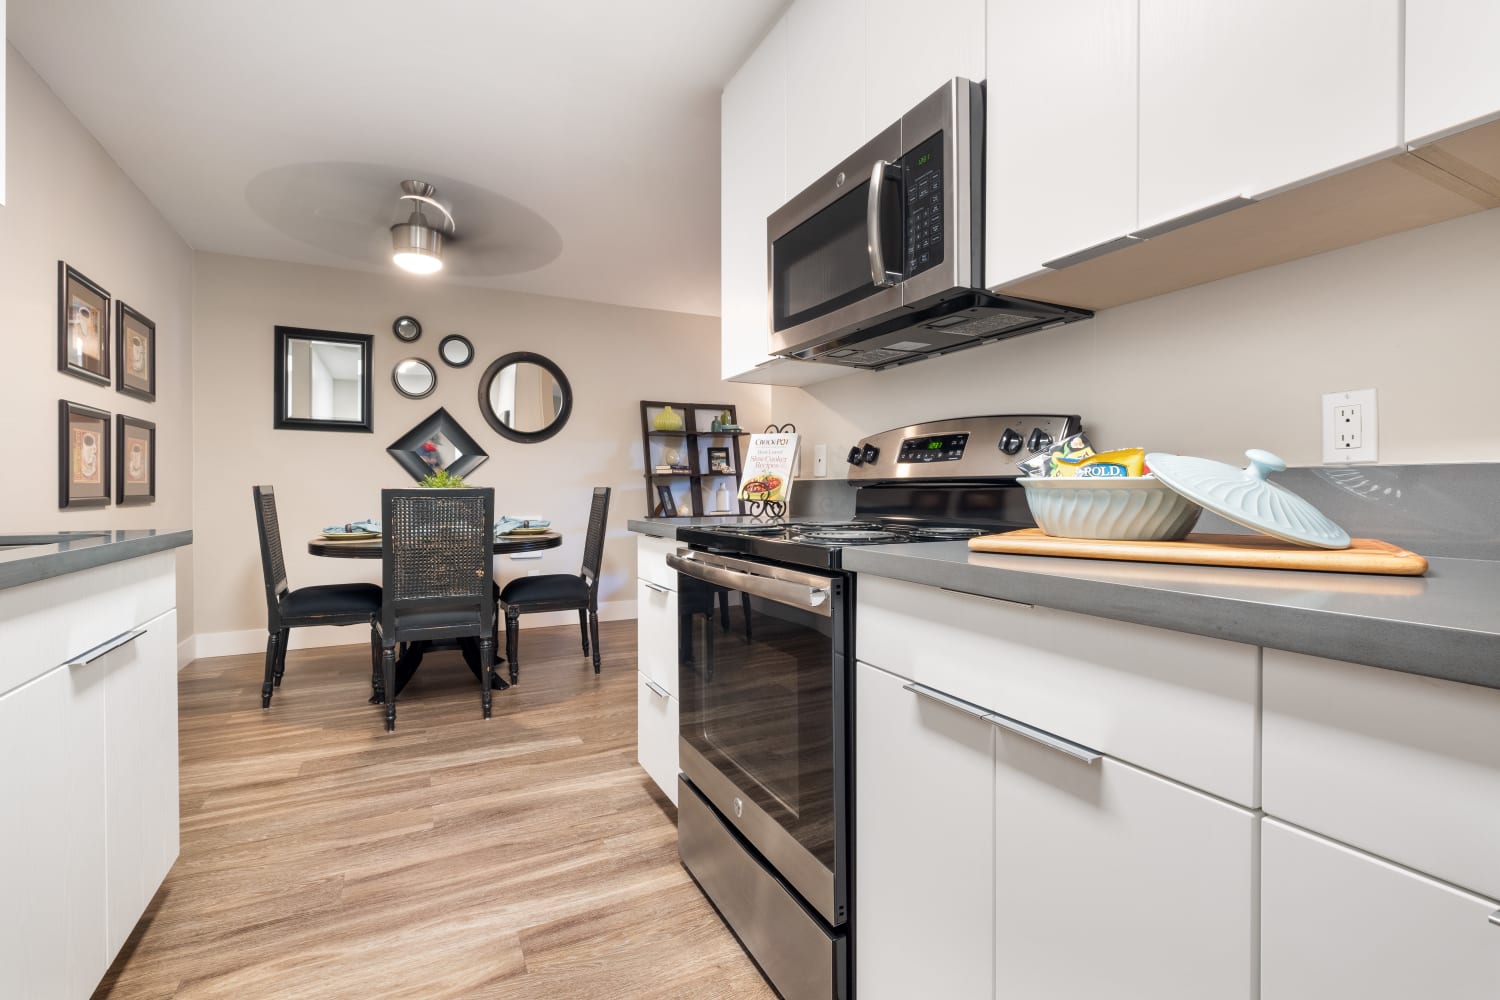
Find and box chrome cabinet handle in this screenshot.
[867,159,903,287]
[1129,195,1254,240]
[1041,234,1142,270]
[642,581,670,595]
[644,679,670,699]
[986,712,1102,764]
[67,628,147,668]
[902,682,991,721]
[1489,908,1500,928]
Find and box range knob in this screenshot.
[999,428,1023,455]
[1026,427,1053,453]
[847,445,864,466]
[861,444,881,465]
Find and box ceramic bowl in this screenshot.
[1019,475,1203,541]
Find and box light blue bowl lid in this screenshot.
[1144,449,1352,549]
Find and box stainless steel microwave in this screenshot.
[766,78,1090,371]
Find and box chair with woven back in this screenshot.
[252,485,383,709]
[497,486,611,685]
[377,487,496,732]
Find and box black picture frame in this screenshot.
[272,326,374,432]
[387,407,489,482]
[116,414,157,506]
[59,400,112,509]
[116,301,157,403]
[477,351,574,444]
[656,484,677,516]
[58,262,112,386]
[707,446,732,474]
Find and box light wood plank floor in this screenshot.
[94,620,776,999]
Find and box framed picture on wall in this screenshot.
[116,302,157,402]
[59,400,112,508]
[58,262,112,386]
[116,415,157,506]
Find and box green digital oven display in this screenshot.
[927,440,943,449]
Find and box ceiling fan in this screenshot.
[390,180,456,275]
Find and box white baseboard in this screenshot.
[187,600,638,661]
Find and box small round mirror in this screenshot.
[392,315,422,342]
[392,358,436,399]
[478,352,572,443]
[438,334,474,368]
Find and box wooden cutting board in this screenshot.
[968,529,1428,576]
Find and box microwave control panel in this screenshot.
[898,433,969,464]
[903,131,945,278]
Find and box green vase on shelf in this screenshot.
[654,406,684,432]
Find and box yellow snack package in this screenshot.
[1057,448,1146,478]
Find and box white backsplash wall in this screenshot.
[191,252,771,649]
[771,207,1500,471]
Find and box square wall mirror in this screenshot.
[273,326,374,432]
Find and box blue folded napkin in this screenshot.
[495,516,551,536]
[323,519,381,534]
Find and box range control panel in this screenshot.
[846,415,1083,481]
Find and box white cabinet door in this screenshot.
[865,0,984,136]
[856,662,994,1000]
[636,579,678,696]
[0,660,111,1000]
[1138,0,1401,229]
[1406,0,1500,143]
[785,0,865,196]
[993,733,1257,1000]
[637,672,679,805]
[1262,820,1500,999]
[985,0,1138,286]
[103,610,180,957]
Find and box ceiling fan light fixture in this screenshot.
[389,180,454,275]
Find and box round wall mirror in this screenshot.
[392,358,436,399]
[392,315,422,342]
[478,352,572,443]
[438,334,474,368]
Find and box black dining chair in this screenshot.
[377,487,497,732]
[252,485,383,709]
[497,486,611,685]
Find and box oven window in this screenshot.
[771,175,903,332]
[678,573,839,867]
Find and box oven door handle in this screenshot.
[668,552,832,617]
[867,159,903,288]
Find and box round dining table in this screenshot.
[307,530,563,697]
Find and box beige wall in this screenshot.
[772,207,1500,471]
[0,47,196,639]
[191,252,770,647]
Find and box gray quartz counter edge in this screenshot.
[628,518,679,539]
[844,544,1500,692]
[0,530,194,591]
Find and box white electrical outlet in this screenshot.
[1322,388,1378,464]
[813,444,828,478]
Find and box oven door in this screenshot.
[669,549,849,927]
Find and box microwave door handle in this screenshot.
[867,160,902,287]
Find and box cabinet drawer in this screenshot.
[0,550,175,698]
[637,535,680,592]
[1263,649,1500,900]
[857,576,1259,804]
[1262,819,1500,999]
[636,579,678,696]
[637,671,679,806]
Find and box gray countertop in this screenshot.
[843,542,1500,691]
[0,529,193,591]
[628,517,769,539]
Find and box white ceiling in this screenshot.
[9,1,789,317]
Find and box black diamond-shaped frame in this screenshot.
[386,406,489,482]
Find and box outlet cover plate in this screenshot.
[1322,388,1377,464]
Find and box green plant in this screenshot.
[418,468,468,488]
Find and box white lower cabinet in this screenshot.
[637,672,679,806]
[636,579,677,698]
[855,662,994,1000]
[1261,819,1500,999]
[635,537,680,803]
[993,733,1257,999]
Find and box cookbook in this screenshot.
[738,433,798,507]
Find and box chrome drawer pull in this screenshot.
[644,679,670,700]
[1489,908,1500,928]
[642,581,671,595]
[985,712,1102,764]
[67,628,147,668]
[902,682,991,721]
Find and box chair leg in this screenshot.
[741,592,753,642]
[505,606,521,685]
[589,608,601,674]
[579,609,590,655]
[273,628,290,687]
[480,636,495,719]
[261,631,279,708]
[719,592,730,632]
[381,646,397,733]
[369,625,384,702]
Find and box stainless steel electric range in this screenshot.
[668,414,1081,1000]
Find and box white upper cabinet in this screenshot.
[1138,0,1401,229]
[785,0,866,196]
[985,0,1138,286]
[865,0,984,136]
[1405,0,1500,144]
